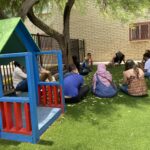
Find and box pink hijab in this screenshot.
[93,64,112,90]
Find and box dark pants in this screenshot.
[79,68,89,76]
[144,72,150,78]
[120,84,128,94]
[16,79,28,92]
[65,85,89,103]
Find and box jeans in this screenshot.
[65,85,89,103]
[120,84,128,94]
[144,72,150,77]
[16,79,28,92]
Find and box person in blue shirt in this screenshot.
[64,64,89,103]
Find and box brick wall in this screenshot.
[25,0,150,62]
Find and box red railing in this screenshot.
[38,85,64,110]
[0,102,32,135]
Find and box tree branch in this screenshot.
[19,0,39,20]
[27,7,64,44]
[0,10,8,19]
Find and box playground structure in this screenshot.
[0,18,65,143]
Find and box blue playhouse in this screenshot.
[0,18,65,143]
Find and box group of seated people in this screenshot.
[12,50,150,104]
[13,61,55,92]
[64,51,150,103]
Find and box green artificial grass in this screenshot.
[1,65,150,150]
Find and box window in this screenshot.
[129,22,150,41]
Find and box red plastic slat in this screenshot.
[53,86,58,106]
[38,85,42,104]
[3,102,13,130]
[24,103,32,132]
[59,86,62,104]
[0,102,6,128]
[14,102,23,130]
[42,85,47,105]
[47,86,52,106]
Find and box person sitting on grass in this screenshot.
[87,52,93,70]
[92,63,117,98]
[109,51,125,66]
[138,49,150,70]
[13,61,55,93]
[39,65,55,82]
[143,52,150,78]
[13,61,28,92]
[64,64,89,103]
[72,55,81,72]
[120,59,147,96]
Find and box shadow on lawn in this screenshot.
[66,90,150,127]
[65,65,150,124]
[66,93,118,122]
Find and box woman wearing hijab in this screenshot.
[92,64,117,98]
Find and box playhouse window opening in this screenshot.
[0,57,26,96]
[129,22,150,41]
[37,54,58,82]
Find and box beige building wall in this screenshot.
[25,1,150,62]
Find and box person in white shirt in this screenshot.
[13,61,28,92]
[144,53,150,77]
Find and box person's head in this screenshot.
[68,64,78,73]
[97,63,107,73]
[116,51,124,57]
[87,53,92,58]
[145,49,150,54]
[143,52,150,61]
[125,59,140,77]
[72,55,78,63]
[14,61,21,68]
[125,59,135,71]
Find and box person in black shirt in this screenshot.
[112,51,125,65]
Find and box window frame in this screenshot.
[129,22,150,41]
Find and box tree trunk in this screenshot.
[27,0,75,66]
[63,0,75,66]
[27,8,70,65]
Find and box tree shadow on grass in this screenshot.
[113,91,150,108]
[65,93,118,122]
[65,65,150,125]
[65,89,150,125]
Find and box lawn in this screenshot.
[1,65,150,150]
